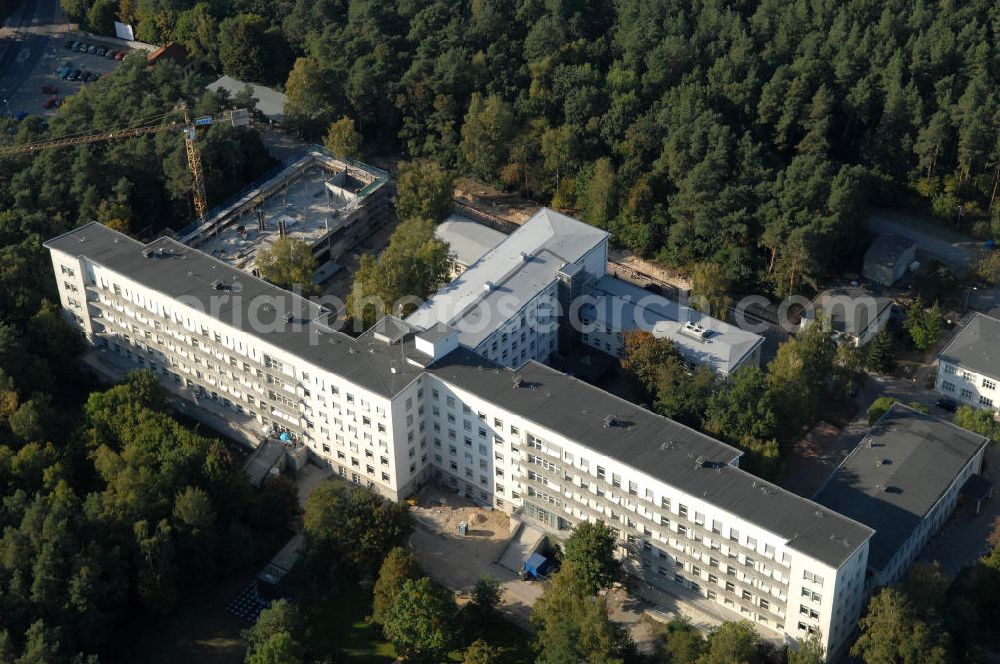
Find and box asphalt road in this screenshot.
[0,0,66,116]
[868,209,978,277]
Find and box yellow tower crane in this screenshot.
[0,105,211,224]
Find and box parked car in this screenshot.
[75,42,88,52]
[106,49,120,59]
[95,47,107,56]
[40,85,58,94]
[42,96,59,109]
[64,39,75,50]
[114,49,126,60]
[86,72,100,82]
[59,68,73,79]
[67,69,82,81]
[935,398,958,413]
[86,44,97,53]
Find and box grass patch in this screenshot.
[122,574,251,664]
[301,581,535,663]
[304,584,396,663]
[447,613,535,662]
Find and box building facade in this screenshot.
[48,222,877,657]
[936,312,1000,412]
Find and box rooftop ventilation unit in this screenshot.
[483,281,494,293]
[211,280,226,290]
[512,374,524,388]
[142,248,153,258]
[679,321,710,341]
[284,312,294,324]
[603,414,617,428]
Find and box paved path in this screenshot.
[868,209,977,276]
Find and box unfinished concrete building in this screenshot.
[181,146,390,282]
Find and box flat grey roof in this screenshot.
[45,223,426,397]
[865,234,917,268]
[430,351,873,567]
[435,215,506,267]
[407,208,609,348]
[810,287,892,339]
[813,403,988,572]
[585,276,764,374]
[939,312,1000,379]
[206,75,287,122]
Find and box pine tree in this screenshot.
[866,328,894,374]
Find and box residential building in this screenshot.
[578,275,764,375]
[863,235,917,286]
[434,214,506,275]
[803,287,892,347]
[814,403,989,587]
[46,220,875,658]
[406,207,610,368]
[936,312,1000,411]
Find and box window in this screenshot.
[944,363,956,375]
[678,504,688,519]
[941,381,955,393]
[803,571,824,586]
[983,378,996,390]
[60,265,75,276]
[961,387,974,399]
[980,395,994,408]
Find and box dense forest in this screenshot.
[0,59,294,661]
[60,0,1000,295]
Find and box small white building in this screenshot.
[863,235,918,287]
[803,287,892,347]
[578,276,764,375]
[937,312,1000,411]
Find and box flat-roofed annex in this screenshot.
[406,207,609,347]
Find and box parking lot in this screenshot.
[20,37,133,115]
[1,0,136,122]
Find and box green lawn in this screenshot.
[306,585,397,663]
[122,574,251,664]
[305,583,534,663]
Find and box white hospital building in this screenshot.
[49,217,913,659]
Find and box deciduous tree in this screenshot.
[372,547,422,624]
[383,577,457,662]
[562,521,620,594]
[255,237,318,296]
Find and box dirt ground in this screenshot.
[453,177,692,292]
[410,484,512,551]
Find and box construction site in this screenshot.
[181,146,391,282]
